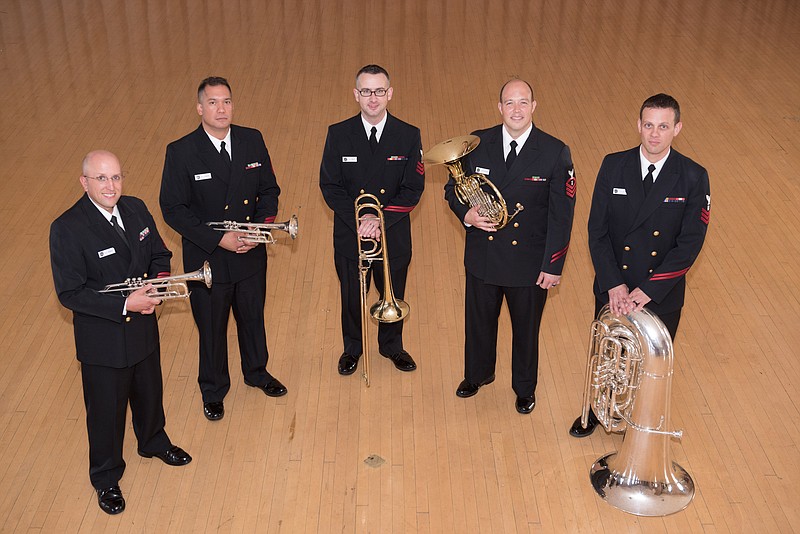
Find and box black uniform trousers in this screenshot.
[465,272,548,398]
[334,251,410,357]
[80,348,171,490]
[593,299,681,341]
[189,268,271,403]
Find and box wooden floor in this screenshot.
[1,0,799,531]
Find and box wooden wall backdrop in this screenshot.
[0,0,798,532]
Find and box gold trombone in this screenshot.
[207,214,299,244]
[100,260,212,299]
[355,193,410,387]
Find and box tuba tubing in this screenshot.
[583,305,694,516]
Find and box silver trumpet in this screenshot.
[99,260,212,299]
[579,305,694,516]
[207,214,299,244]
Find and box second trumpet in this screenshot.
[207,214,299,244]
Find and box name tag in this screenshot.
[194,172,212,181]
[139,227,150,241]
[613,188,627,195]
[98,247,116,258]
[342,156,357,163]
[475,166,490,175]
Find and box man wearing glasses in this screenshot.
[50,150,191,515]
[160,77,286,423]
[320,64,425,376]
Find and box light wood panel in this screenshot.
[1,0,799,531]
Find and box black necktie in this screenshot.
[111,215,128,247]
[369,126,378,153]
[220,141,231,166]
[506,140,518,170]
[643,164,656,196]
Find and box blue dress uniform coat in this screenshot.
[588,147,710,316]
[445,124,575,397]
[160,124,281,284]
[320,112,424,356]
[50,194,173,489]
[160,124,282,402]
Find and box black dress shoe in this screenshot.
[380,350,417,372]
[338,353,360,375]
[97,486,125,515]
[515,395,536,414]
[455,374,496,398]
[203,401,224,421]
[569,409,600,437]
[245,378,288,397]
[139,445,192,466]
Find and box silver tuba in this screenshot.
[99,260,212,299]
[355,193,410,387]
[424,135,523,229]
[578,305,694,516]
[207,214,299,244]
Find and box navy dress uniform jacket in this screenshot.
[160,124,281,283]
[320,113,425,260]
[445,124,576,286]
[588,147,711,315]
[50,194,173,368]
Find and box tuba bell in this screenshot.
[99,260,212,299]
[424,135,523,229]
[355,193,410,387]
[578,304,694,516]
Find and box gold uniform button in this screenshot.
[143,273,148,278]
[622,265,628,270]
[246,216,251,221]
[651,251,657,257]
[360,189,365,194]
[224,205,229,210]
[488,236,494,241]
[125,317,131,323]
[512,240,518,246]
[624,246,631,251]
[513,222,519,228]
[649,269,654,273]
[244,199,249,205]
[380,188,386,194]
[653,230,660,236]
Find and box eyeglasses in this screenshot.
[357,88,388,97]
[83,173,125,183]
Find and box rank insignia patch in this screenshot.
[565,168,576,198]
[416,161,424,175]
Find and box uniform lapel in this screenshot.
[483,126,507,186]
[506,126,542,184]
[80,195,132,268]
[226,126,246,205]
[630,150,680,231]
[192,125,230,185]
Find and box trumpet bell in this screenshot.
[370,298,410,323]
[286,214,299,239]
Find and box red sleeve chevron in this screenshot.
[700,207,710,225]
[550,243,569,263]
[384,205,415,213]
[416,161,425,175]
[649,267,690,281]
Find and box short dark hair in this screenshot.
[355,64,390,85]
[640,93,681,123]
[198,76,232,101]
[499,78,534,102]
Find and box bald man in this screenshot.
[50,151,191,515]
[445,79,576,414]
